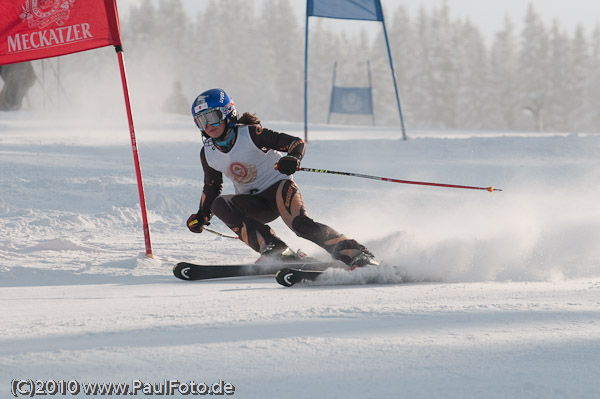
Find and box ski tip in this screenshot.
[275,267,296,287]
[275,267,325,287]
[173,262,192,280]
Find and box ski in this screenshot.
[275,256,381,287]
[173,261,343,281]
[275,267,326,287]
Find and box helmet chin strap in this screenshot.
[215,125,232,142]
[213,126,235,151]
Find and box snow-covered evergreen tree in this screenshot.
[518,5,549,131]
[489,16,519,130]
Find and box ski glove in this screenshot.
[187,211,210,233]
[276,154,301,175]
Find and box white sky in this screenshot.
[118,0,600,41]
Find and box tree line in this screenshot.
[51,0,600,133]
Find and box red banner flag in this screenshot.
[0,0,121,65]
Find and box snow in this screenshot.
[1,111,600,398]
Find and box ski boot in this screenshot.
[255,237,303,264]
[349,251,380,270]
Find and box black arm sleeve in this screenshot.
[247,125,306,159]
[199,147,223,216]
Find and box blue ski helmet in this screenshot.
[191,88,237,133]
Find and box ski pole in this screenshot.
[204,226,239,239]
[189,218,239,239]
[298,167,502,192]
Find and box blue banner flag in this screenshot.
[307,0,383,21]
[330,87,373,114]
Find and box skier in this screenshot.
[186,88,378,268]
[0,62,36,111]
[161,81,189,115]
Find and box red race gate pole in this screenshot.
[115,45,153,257]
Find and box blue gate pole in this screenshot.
[327,61,337,124]
[381,14,407,140]
[304,7,310,143]
[367,59,375,126]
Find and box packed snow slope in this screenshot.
[1,111,600,398]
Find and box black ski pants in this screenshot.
[211,179,367,265]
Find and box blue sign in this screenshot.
[307,0,383,22]
[329,87,373,114]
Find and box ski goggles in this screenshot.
[194,108,223,128]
